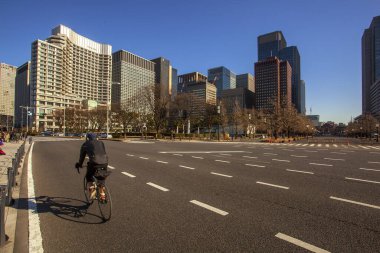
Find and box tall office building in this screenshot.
[362,16,380,118]
[254,57,292,110]
[207,66,236,98]
[112,50,155,113]
[220,87,255,114]
[236,73,255,92]
[300,80,306,115]
[258,31,302,112]
[171,68,178,100]
[0,63,17,129]
[31,24,112,131]
[258,31,287,61]
[151,57,177,102]
[14,61,31,128]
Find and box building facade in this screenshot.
[0,63,17,129]
[207,66,236,98]
[112,50,155,114]
[151,57,177,102]
[220,87,255,114]
[258,31,287,61]
[300,80,306,115]
[236,73,255,92]
[254,57,292,111]
[30,24,112,131]
[14,61,31,128]
[362,16,380,118]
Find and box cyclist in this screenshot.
[75,133,109,200]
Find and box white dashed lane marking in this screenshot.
[173,154,183,156]
[179,165,195,170]
[368,161,380,164]
[156,160,168,164]
[330,196,380,210]
[272,159,290,162]
[256,181,289,190]
[324,158,345,161]
[291,155,308,158]
[139,157,149,160]
[345,177,380,184]
[191,156,204,159]
[330,152,346,155]
[190,200,229,216]
[242,156,258,159]
[275,233,331,253]
[126,154,135,157]
[264,153,278,156]
[215,160,230,163]
[359,168,380,172]
[121,172,136,178]
[108,165,115,169]
[286,169,314,175]
[309,163,333,167]
[146,182,169,192]
[245,164,266,168]
[211,172,233,178]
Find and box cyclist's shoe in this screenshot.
[99,192,107,203]
[89,186,96,200]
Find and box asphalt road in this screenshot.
[15,138,380,252]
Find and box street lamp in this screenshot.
[376,123,379,143]
[20,106,32,134]
[306,124,309,141]
[217,105,220,141]
[360,126,363,139]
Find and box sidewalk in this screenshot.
[0,140,27,252]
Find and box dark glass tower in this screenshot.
[258,31,287,61]
[362,16,380,117]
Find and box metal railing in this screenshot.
[0,142,25,246]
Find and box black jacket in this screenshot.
[79,139,108,166]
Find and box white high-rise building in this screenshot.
[30,24,112,131]
[0,63,17,129]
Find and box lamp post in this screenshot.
[306,124,309,141]
[376,123,379,143]
[20,106,31,134]
[248,113,252,139]
[360,126,363,139]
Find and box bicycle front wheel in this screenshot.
[97,184,112,221]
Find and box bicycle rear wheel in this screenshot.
[83,177,93,205]
[97,183,112,221]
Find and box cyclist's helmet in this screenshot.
[86,133,97,141]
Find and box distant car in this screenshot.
[99,133,112,139]
[41,131,53,136]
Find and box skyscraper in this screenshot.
[112,50,155,113]
[300,80,306,115]
[254,57,292,110]
[258,31,302,112]
[258,31,287,61]
[236,73,255,92]
[151,57,177,101]
[0,63,17,129]
[14,61,31,128]
[362,16,380,118]
[31,24,112,131]
[207,66,236,98]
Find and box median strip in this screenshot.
[275,233,330,253]
[121,172,136,178]
[146,182,169,192]
[189,200,229,216]
[330,196,380,210]
[345,177,380,184]
[256,181,289,190]
[211,172,233,178]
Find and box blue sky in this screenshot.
[1,0,379,123]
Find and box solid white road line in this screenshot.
[359,168,380,172]
[146,182,169,192]
[28,143,44,253]
[309,163,333,167]
[121,172,136,178]
[242,156,258,159]
[179,165,195,170]
[172,154,183,156]
[345,177,380,184]
[324,158,345,161]
[286,169,314,175]
[256,181,289,190]
[126,154,135,157]
[211,172,233,178]
[190,200,229,216]
[156,160,168,164]
[275,233,330,253]
[330,196,380,210]
[264,153,278,155]
[245,164,266,168]
[368,161,380,164]
[215,160,230,163]
[139,157,149,160]
[272,159,290,162]
[191,156,204,159]
[108,165,116,169]
[291,155,308,158]
[330,152,346,155]
[160,151,246,154]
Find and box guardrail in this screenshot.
[0,142,25,246]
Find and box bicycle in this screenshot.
[77,164,112,221]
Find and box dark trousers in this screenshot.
[86,162,108,185]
